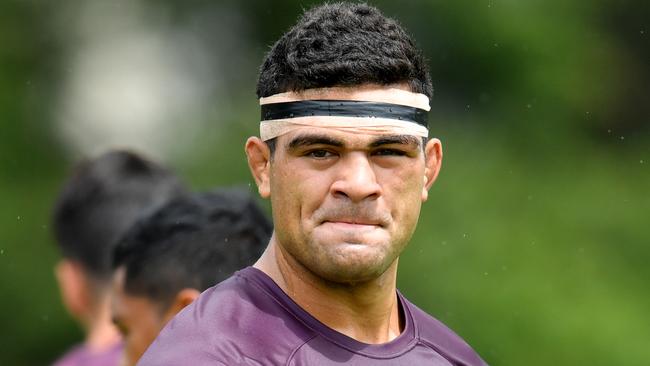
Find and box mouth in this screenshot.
[321,219,383,228]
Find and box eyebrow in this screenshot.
[369,135,422,148]
[287,134,344,150]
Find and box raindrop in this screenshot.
[501,266,508,271]
[493,43,499,47]
[0,249,4,255]
[641,29,645,35]
[484,272,489,276]
[441,241,447,246]
[607,129,611,134]
[526,104,532,109]
[466,104,471,109]
[224,237,229,243]
[620,136,625,140]
[640,160,644,164]
[17,216,21,220]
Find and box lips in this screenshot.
[313,205,390,228]
[322,218,381,226]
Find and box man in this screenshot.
[51,150,185,366]
[110,189,272,366]
[139,3,487,365]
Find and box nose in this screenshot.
[330,153,381,202]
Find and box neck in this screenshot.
[255,237,403,344]
[84,294,121,351]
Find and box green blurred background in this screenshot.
[1,0,648,365]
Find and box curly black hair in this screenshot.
[256,2,432,98]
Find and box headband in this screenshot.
[259,87,430,141]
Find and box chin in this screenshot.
[307,242,396,285]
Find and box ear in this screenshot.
[55,260,91,319]
[245,137,272,198]
[162,288,201,324]
[422,138,443,202]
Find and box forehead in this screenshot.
[278,127,422,149]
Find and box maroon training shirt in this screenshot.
[138,267,487,365]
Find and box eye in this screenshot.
[306,149,335,159]
[373,148,406,156]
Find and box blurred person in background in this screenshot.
[138,2,486,365]
[110,188,272,365]
[51,150,186,366]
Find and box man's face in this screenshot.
[110,268,166,366]
[259,88,441,283]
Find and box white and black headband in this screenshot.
[259,87,430,141]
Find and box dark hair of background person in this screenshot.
[256,2,432,154]
[52,150,187,285]
[112,188,272,309]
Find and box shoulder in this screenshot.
[402,296,489,366]
[138,268,315,366]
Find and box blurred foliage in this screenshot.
[0,0,648,365]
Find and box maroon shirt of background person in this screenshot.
[52,341,122,366]
[137,267,487,365]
